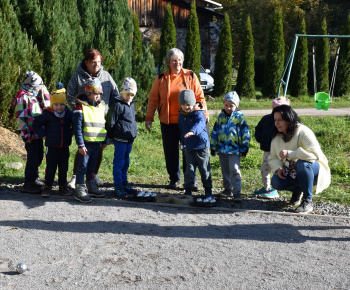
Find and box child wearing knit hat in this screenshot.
[72,77,107,203]
[106,77,138,198]
[177,89,213,197]
[11,71,51,194]
[33,82,73,197]
[254,96,290,199]
[210,91,251,201]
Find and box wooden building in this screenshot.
[128,0,223,28]
[128,0,224,69]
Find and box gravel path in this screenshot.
[1,185,350,289]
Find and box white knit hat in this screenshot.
[120,78,137,95]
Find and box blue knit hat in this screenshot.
[223,91,240,108]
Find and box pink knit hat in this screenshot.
[272,97,290,108]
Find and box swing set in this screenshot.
[277,34,350,110]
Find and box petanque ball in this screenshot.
[16,263,27,274]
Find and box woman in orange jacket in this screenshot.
[145,48,209,188]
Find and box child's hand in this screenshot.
[42,137,46,140]
[79,147,87,156]
[184,131,194,138]
[101,144,107,149]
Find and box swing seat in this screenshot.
[315,92,331,111]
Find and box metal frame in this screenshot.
[277,34,350,98]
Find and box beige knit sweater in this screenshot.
[268,124,331,194]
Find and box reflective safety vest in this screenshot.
[82,103,107,142]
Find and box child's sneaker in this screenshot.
[35,178,45,186]
[94,174,104,186]
[184,189,192,196]
[59,185,71,196]
[114,184,129,199]
[261,189,279,199]
[41,185,52,197]
[233,192,242,202]
[74,184,92,203]
[67,175,76,189]
[254,187,269,195]
[21,183,42,194]
[86,180,105,198]
[123,183,138,195]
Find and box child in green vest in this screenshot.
[73,78,106,203]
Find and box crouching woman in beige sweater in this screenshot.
[268,105,331,214]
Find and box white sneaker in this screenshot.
[67,175,76,189]
[94,174,104,186]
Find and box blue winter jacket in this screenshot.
[178,104,209,151]
[106,95,137,142]
[210,109,250,156]
[33,107,73,147]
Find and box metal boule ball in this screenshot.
[16,263,27,274]
[197,198,203,202]
[209,198,216,203]
[144,192,150,197]
[203,198,210,203]
[150,192,157,197]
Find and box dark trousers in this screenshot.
[24,139,43,184]
[45,147,70,186]
[160,122,187,182]
[184,148,212,190]
[76,142,101,184]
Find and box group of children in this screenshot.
[12,70,287,204]
[12,71,139,203]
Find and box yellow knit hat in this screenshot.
[50,82,66,107]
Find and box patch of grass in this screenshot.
[1,116,349,205]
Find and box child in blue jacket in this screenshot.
[106,78,138,198]
[33,83,73,197]
[210,91,250,201]
[178,89,212,197]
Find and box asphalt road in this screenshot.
[0,190,350,289]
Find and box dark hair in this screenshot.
[272,105,302,138]
[84,49,103,63]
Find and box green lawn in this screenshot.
[1,114,349,205]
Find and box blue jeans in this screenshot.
[76,142,101,184]
[271,160,319,200]
[113,141,133,185]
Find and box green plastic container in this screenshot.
[315,92,331,111]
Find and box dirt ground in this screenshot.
[0,127,26,158]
